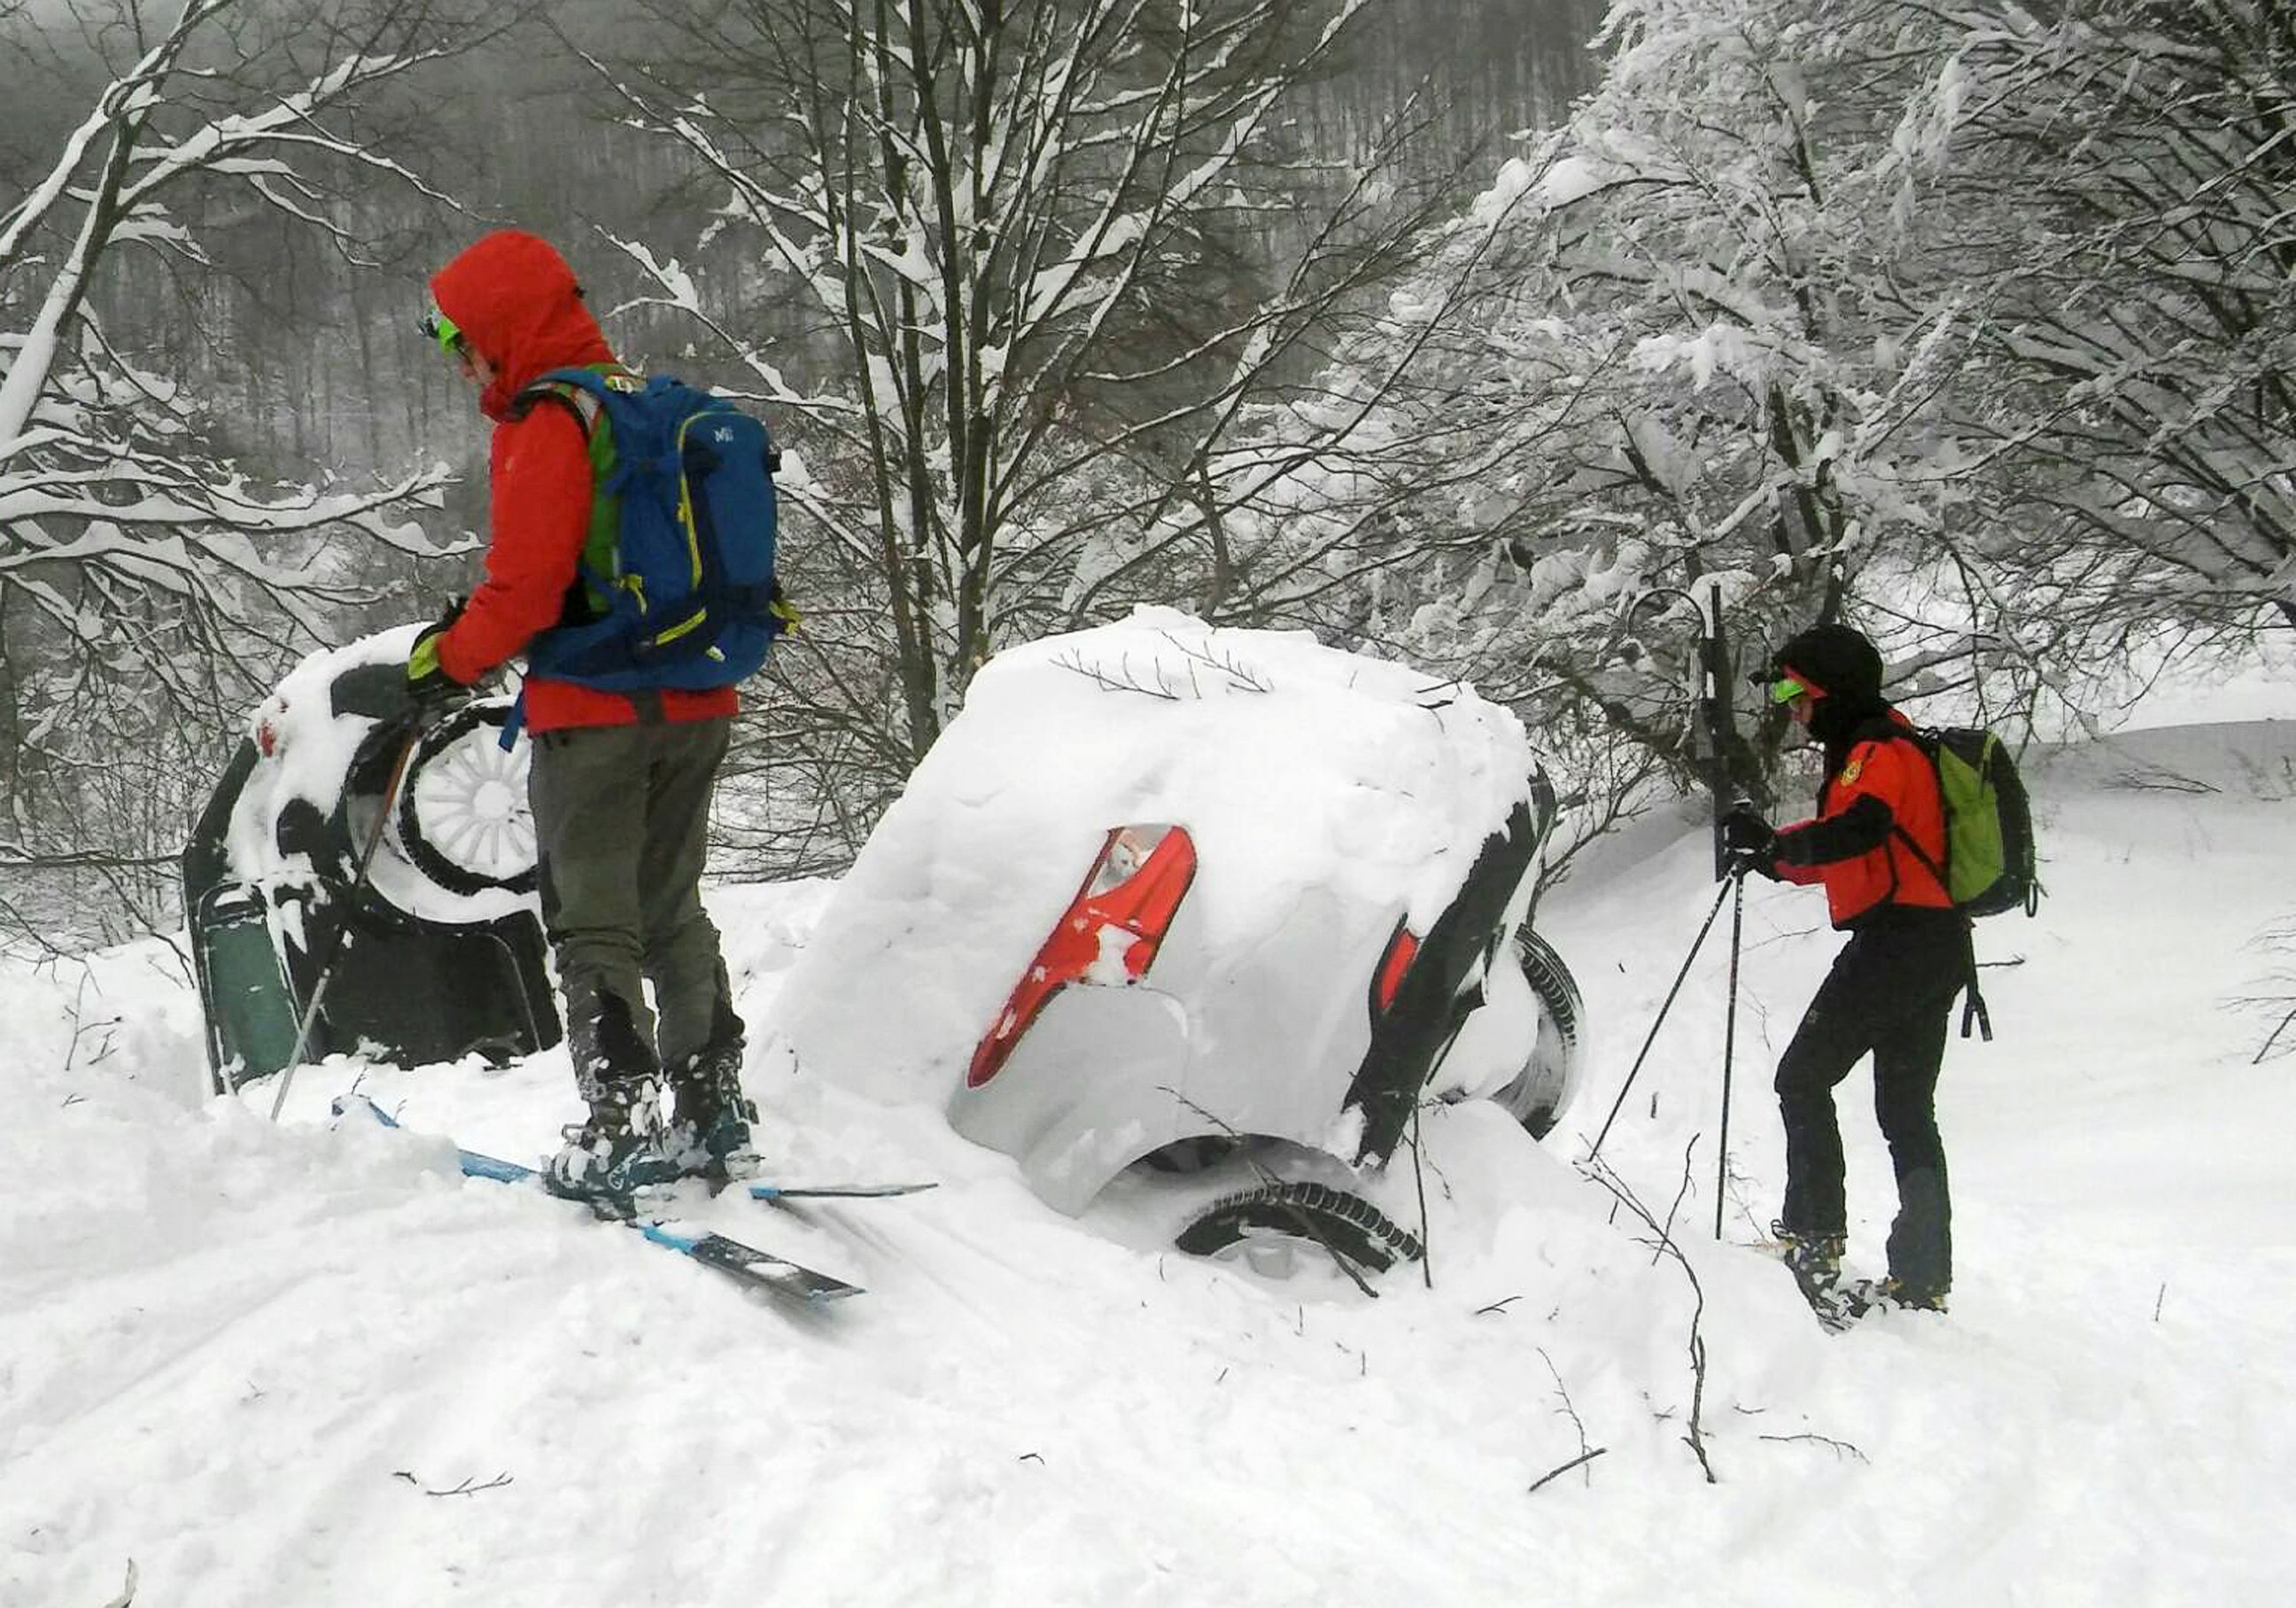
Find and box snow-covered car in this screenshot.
[769,610,1585,1275]
[183,626,558,1093]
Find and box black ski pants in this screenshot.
[1774,905,1967,1301]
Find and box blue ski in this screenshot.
[456,1147,932,1204]
[748,1179,937,1202]
[336,1095,862,1304]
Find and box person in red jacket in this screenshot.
[404,229,756,1200]
[1722,622,1966,1313]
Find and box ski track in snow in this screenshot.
[5,721,2296,1605]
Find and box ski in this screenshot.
[335,1095,862,1304]
[632,1219,860,1303]
[748,1179,937,1202]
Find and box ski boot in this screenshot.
[670,1005,761,1185]
[547,990,681,1207]
[1772,1221,1847,1309]
[1838,1275,1949,1319]
[545,1074,681,1206]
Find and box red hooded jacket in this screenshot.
[1772,710,1952,928]
[426,230,736,734]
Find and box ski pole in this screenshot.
[267,719,424,1121]
[1585,874,1735,1162]
[1713,867,1745,1239]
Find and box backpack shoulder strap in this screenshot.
[1882,725,1993,1040]
[509,377,604,437]
[511,366,649,434]
[1879,726,1952,894]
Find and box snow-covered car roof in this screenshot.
[768,608,1540,1112]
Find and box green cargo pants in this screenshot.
[527,717,734,1083]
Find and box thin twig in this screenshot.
[2253,1004,2296,1065]
[1654,1146,1696,1266]
[1583,1141,1718,1484]
[1410,1099,1433,1290]
[1535,1345,1596,1484]
[1526,1446,1609,1495]
[1156,629,1271,693]
[1757,1433,1866,1462]
[1051,649,1182,699]
[392,1470,514,1497]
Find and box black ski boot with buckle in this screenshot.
[670,999,760,1185]
[1838,1275,1949,1319]
[546,990,680,1206]
[1772,1221,1848,1311]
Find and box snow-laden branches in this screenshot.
[1,3,466,447]
[1236,0,2296,820]
[565,0,1459,822]
[1211,0,1951,802]
[1912,0,2296,638]
[0,0,485,944]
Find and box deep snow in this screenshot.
[4,717,2294,1607]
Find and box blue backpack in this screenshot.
[520,367,786,695]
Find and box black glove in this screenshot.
[406,596,470,711]
[1720,804,1776,878]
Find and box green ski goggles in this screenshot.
[421,306,465,358]
[1769,672,1818,705]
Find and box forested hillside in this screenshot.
[4,0,2289,948]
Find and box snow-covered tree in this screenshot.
[1277,0,1983,805]
[559,0,1473,844]
[0,0,485,938]
[1897,0,2296,650]
[1299,0,2296,815]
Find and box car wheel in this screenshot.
[1175,1180,1424,1275]
[1488,927,1584,1138]
[396,703,539,897]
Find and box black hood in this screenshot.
[1768,620,1889,757]
[1772,622,1884,703]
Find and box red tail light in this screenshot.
[1372,921,1420,1015]
[966,824,1198,1090]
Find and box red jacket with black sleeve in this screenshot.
[425,230,736,734]
[1771,711,1952,929]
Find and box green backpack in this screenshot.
[1893,726,2042,920]
[1889,726,2040,1041]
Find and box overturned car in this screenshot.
[769,610,1584,1277]
[182,626,559,1094]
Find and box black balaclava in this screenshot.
[1771,622,1889,754]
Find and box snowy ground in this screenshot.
[5,718,2294,1607]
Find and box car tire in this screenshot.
[1489,927,1584,1139]
[395,703,539,897]
[1175,1180,1425,1274]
